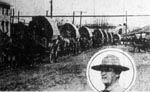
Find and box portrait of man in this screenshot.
[91,55,129,92]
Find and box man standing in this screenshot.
[92,55,129,92]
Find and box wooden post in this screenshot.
[12,8,14,23]
[50,0,53,18]
[125,11,128,34]
[18,11,20,23]
[46,10,49,16]
[72,11,75,24]
[80,11,82,27]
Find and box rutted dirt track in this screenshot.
[0,45,150,91]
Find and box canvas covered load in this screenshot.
[60,23,80,38]
[79,26,93,39]
[29,16,60,42]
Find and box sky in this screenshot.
[3,0,150,28]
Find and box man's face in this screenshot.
[101,67,119,85]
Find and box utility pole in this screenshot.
[50,0,53,18]
[125,11,128,34]
[72,11,75,24]
[46,10,49,16]
[80,11,82,27]
[12,8,14,23]
[18,11,20,23]
[76,11,86,27]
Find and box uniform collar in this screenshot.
[105,80,124,92]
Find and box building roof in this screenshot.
[0,1,10,8]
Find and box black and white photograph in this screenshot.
[0,0,150,91]
[87,48,136,92]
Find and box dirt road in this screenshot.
[0,45,150,91]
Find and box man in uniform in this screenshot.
[92,55,129,92]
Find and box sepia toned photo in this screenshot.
[0,0,150,91]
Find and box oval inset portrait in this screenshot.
[87,48,136,92]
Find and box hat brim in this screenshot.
[92,65,129,71]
